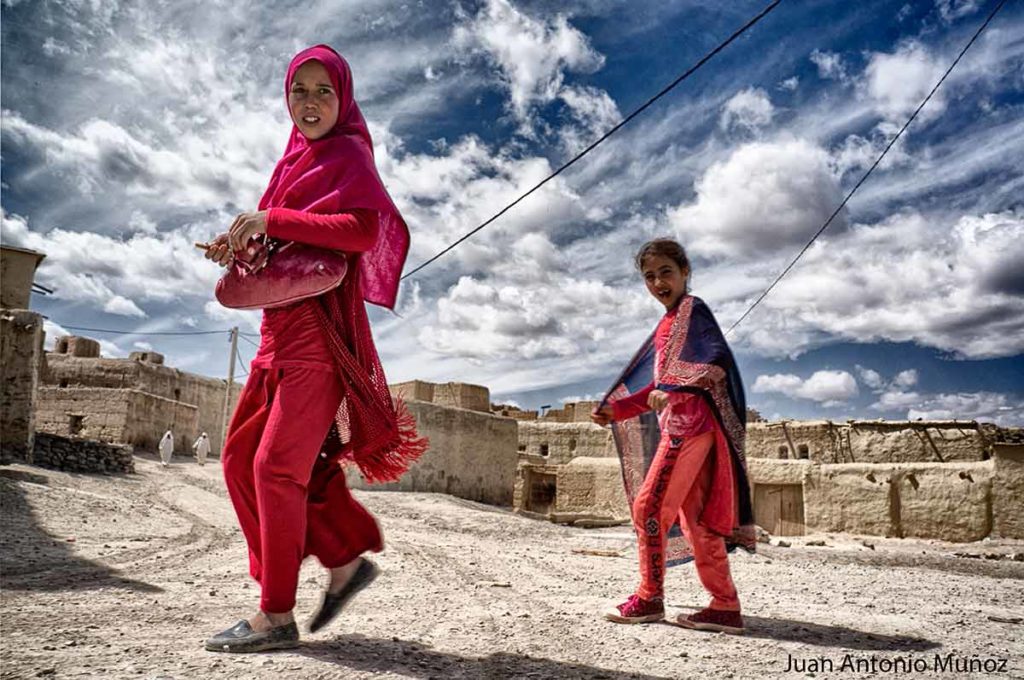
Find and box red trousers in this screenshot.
[633,431,740,611]
[222,367,382,613]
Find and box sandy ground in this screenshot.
[2,454,1023,680]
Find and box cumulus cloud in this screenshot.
[667,137,845,259]
[893,369,919,388]
[453,0,604,125]
[856,365,885,390]
[777,77,799,92]
[730,209,1024,360]
[719,87,774,133]
[862,41,946,123]
[908,391,1022,426]
[2,207,224,318]
[752,370,859,406]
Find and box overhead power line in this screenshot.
[54,323,261,339]
[725,0,1010,336]
[400,0,782,281]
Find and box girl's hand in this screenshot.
[198,234,233,267]
[647,390,670,411]
[227,211,268,252]
[590,405,614,426]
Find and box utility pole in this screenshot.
[220,326,238,451]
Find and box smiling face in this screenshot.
[288,60,340,140]
[641,254,689,310]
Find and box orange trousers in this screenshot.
[633,430,740,610]
[222,367,382,613]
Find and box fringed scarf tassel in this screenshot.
[351,396,429,484]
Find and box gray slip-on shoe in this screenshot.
[205,619,300,653]
[308,557,379,633]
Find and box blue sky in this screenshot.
[2,0,1022,424]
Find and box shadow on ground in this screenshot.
[0,468,162,594]
[298,634,668,679]
[667,607,940,652]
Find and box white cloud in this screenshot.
[719,87,774,133]
[936,0,981,23]
[908,391,1023,426]
[856,365,884,390]
[558,84,621,152]
[872,389,923,411]
[453,0,604,125]
[667,137,845,259]
[2,207,226,318]
[893,369,919,388]
[777,77,799,92]
[753,370,859,405]
[730,209,1024,360]
[862,41,946,123]
[810,50,849,82]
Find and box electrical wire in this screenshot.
[400,0,782,281]
[724,0,1010,336]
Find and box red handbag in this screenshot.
[215,237,348,310]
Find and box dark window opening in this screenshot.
[59,380,69,388]
[797,444,809,459]
[778,445,789,459]
[517,444,527,452]
[173,388,181,401]
[69,415,84,435]
[539,444,549,457]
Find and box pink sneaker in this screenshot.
[676,607,745,634]
[603,594,664,624]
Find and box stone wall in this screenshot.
[33,432,134,474]
[346,400,518,506]
[0,245,45,310]
[516,421,612,464]
[748,420,989,464]
[0,310,45,464]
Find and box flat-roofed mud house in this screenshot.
[36,337,241,457]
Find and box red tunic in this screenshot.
[611,306,714,436]
[250,207,379,372]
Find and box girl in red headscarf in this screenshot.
[202,45,426,653]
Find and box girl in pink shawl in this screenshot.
[202,45,425,653]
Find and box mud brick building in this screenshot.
[37,338,241,457]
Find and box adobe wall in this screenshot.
[747,420,988,464]
[516,421,612,465]
[345,400,518,506]
[554,457,629,522]
[388,380,490,414]
[800,462,993,541]
[991,443,1024,539]
[36,387,198,454]
[43,353,239,455]
[0,310,45,464]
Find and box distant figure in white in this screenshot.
[159,429,174,466]
[193,432,211,466]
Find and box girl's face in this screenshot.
[641,254,688,310]
[289,60,340,140]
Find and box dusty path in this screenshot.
[2,455,1022,679]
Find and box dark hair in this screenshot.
[635,238,690,273]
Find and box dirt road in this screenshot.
[2,455,1022,679]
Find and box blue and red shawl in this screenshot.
[602,295,756,566]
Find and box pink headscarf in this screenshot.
[258,44,409,309]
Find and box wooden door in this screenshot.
[753,483,805,536]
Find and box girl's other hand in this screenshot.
[647,389,670,411]
[227,211,268,252]
[590,405,614,426]
[199,234,233,268]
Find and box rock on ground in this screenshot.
[1,454,1023,679]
